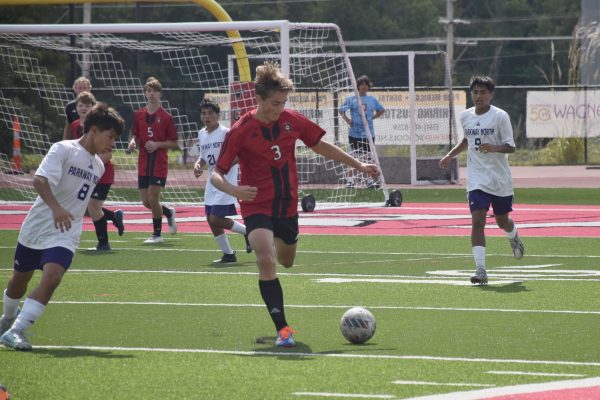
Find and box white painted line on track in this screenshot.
[316,277,521,286]
[392,380,494,387]
[44,300,600,316]
[400,377,600,400]
[30,345,600,367]
[292,392,394,398]
[486,370,586,377]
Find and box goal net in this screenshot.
[0,21,458,208]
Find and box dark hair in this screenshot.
[255,61,294,99]
[83,102,125,137]
[199,98,220,114]
[356,75,372,89]
[469,74,495,92]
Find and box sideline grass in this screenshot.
[0,230,599,399]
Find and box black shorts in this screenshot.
[91,183,112,201]
[138,176,167,189]
[244,214,299,245]
[349,137,372,153]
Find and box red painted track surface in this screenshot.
[1,202,600,237]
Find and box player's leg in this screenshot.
[468,190,490,284]
[144,181,166,243]
[492,195,524,259]
[246,215,296,347]
[1,244,39,337]
[88,197,110,251]
[207,207,236,264]
[1,247,73,351]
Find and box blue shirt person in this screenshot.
[339,75,385,141]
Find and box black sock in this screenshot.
[259,278,287,331]
[162,206,172,218]
[102,207,115,222]
[152,218,162,236]
[93,215,109,245]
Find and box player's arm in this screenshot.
[193,157,207,178]
[439,138,467,169]
[311,139,380,177]
[33,175,73,232]
[478,142,515,154]
[210,169,257,202]
[373,109,385,119]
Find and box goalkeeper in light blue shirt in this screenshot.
[339,75,385,187]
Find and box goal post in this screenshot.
[0,20,459,208]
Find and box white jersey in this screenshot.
[198,124,239,206]
[18,140,104,252]
[460,105,515,197]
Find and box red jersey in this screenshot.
[216,109,325,218]
[132,106,177,178]
[70,119,114,184]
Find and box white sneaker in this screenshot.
[166,207,177,234]
[0,329,32,351]
[509,233,524,259]
[470,267,488,285]
[143,235,164,244]
[0,311,17,336]
[345,179,355,188]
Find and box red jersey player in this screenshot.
[128,77,179,244]
[212,62,380,347]
[70,91,124,251]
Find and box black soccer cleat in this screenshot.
[113,209,125,236]
[214,252,237,264]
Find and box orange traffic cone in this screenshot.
[11,115,23,173]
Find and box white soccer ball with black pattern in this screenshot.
[340,307,376,344]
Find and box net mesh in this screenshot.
[0,23,458,206]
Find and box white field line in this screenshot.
[45,300,600,316]
[392,381,494,387]
[292,392,394,399]
[2,245,600,259]
[486,370,587,377]
[400,377,600,400]
[31,345,600,367]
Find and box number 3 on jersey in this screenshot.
[271,145,282,160]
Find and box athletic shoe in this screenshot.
[244,234,252,253]
[275,326,297,347]
[113,209,125,236]
[0,310,18,336]
[96,243,111,251]
[167,207,177,234]
[470,267,488,285]
[0,329,32,351]
[345,179,354,188]
[213,252,236,264]
[509,233,524,259]
[143,235,164,244]
[366,178,380,189]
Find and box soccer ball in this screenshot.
[340,307,376,344]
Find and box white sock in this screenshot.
[505,226,517,239]
[12,298,45,332]
[472,246,486,269]
[230,220,247,235]
[215,233,234,254]
[2,289,21,319]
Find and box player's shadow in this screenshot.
[32,347,134,359]
[208,261,255,269]
[251,336,314,360]
[476,281,529,293]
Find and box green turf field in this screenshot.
[0,228,599,399]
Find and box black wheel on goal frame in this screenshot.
[301,194,316,212]
[386,190,403,207]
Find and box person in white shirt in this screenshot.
[0,103,124,350]
[193,98,251,264]
[439,74,524,285]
